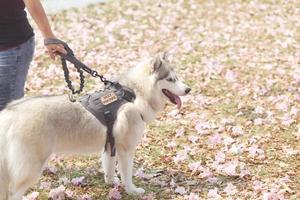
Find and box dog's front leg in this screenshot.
[102,144,118,185]
[117,147,145,195]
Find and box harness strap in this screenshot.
[103,109,116,156]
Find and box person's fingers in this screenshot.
[45,43,68,59]
[50,45,67,55]
[47,46,58,60]
[49,51,55,60]
[57,44,67,54]
[46,47,53,57]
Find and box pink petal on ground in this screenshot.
[71,176,85,186]
[141,193,155,200]
[183,41,194,52]
[59,177,70,185]
[78,194,93,200]
[167,140,177,148]
[199,168,213,178]
[188,161,204,172]
[167,109,179,117]
[225,70,237,82]
[208,133,222,146]
[170,179,176,188]
[65,190,74,198]
[223,183,238,196]
[108,186,122,200]
[253,180,264,192]
[215,151,226,163]
[175,186,187,195]
[195,122,203,134]
[135,168,150,179]
[222,161,238,176]
[262,191,285,200]
[275,102,289,111]
[39,181,51,189]
[188,135,200,143]
[290,106,299,116]
[254,118,263,125]
[49,185,66,200]
[184,193,200,200]
[207,188,221,199]
[254,106,264,114]
[44,165,57,174]
[23,192,39,200]
[195,121,216,134]
[281,114,294,126]
[231,126,244,136]
[240,169,251,178]
[175,128,185,137]
[174,150,188,163]
[248,145,264,157]
[229,143,244,155]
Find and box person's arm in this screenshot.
[23,0,66,59]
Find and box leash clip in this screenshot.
[91,71,98,77]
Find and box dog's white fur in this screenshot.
[0,54,190,200]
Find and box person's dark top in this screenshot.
[0,0,34,50]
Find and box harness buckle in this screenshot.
[123,90,136,102]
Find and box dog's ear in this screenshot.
[152,55,163,73]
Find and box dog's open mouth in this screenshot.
[162,89,182,109]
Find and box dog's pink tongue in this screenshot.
[174,95,182,109]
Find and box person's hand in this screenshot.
[45,43,67,60]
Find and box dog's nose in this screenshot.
[185,88,191,94]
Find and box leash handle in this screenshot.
[44,38,74,56]
[45,38,85,94]
[44,38,111,94]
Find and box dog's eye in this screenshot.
[167,78,175,82]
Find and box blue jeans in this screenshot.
[0,36,35,110]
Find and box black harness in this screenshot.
[79,82,135,156]
[44,38,136,157]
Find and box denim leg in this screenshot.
[0,51,17,110]
[14,37,35,99]
[0,37,35,110]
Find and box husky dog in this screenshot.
[0,54,191,200]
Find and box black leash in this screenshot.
[44,38,110,94]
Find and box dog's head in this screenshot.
[152,53,191,109]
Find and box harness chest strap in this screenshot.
[79,83,136,156]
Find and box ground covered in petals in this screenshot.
[24,0,299,199]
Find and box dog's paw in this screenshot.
[125,186,145,195]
